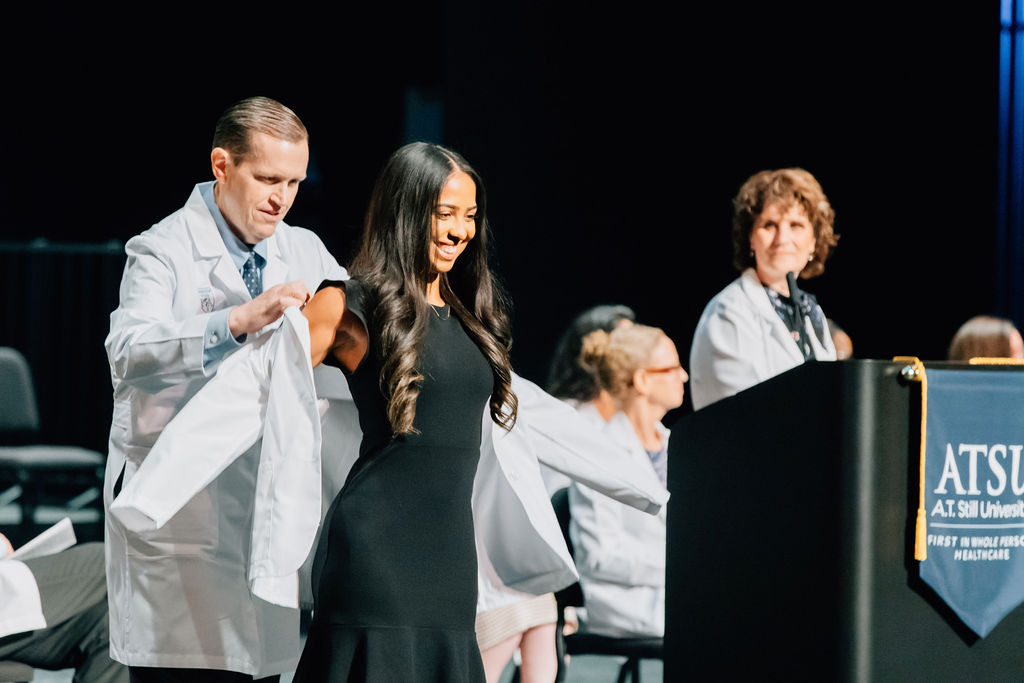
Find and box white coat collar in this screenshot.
[576,404,670,471]
[261,237,287,291]
[605,412,668,517]
[736,267,836,362]
[574,401,608,426]
[606,413,667,468]
[183,184,287,299]
[737,267,807,365]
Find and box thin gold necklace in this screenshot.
[429,303,450,320]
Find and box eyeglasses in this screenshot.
[644,365,685,374]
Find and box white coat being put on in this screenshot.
[111,311,669,656]
[689,267,836,411]
[103,183,345,677]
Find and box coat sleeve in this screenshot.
[108,324,276,532]
[508,374,668,513]
[111,309,323,609]
[569,482,664,588]
[105,232,216,392]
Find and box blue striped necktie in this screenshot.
[242,251,264,299]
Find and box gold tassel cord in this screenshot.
[893,356,928,561]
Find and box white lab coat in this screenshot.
[569,409,668,638]
[103,183,345,676]
[289,361,668,614]
[475,399,666,615]
[689,268,836,411]
[473,379,667,611]
[111,313,669,628]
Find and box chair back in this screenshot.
[551,487,575,557]
[0,348,39,433]
[551,487,584,608]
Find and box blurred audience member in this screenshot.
[547,305,636,420]
[948,315,1024,361]
[0,539,127,682]
[543,305,637,496]
[569,324,686,638]
[827,319,854,360]
[476,305,641,681]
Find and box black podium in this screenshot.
[665,360,1024,681]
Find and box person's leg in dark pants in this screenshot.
[0,542,127,683]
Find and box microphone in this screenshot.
[787,271,812,357]
[786,271,802,304]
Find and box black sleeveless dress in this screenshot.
[294,279,492,682]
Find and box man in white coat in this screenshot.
[103,96,345,682]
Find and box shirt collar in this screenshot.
[199,181,269,271]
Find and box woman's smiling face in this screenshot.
[749,201,816,292]
[430,170,477,275]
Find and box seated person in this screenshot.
[542,304,637,495]
[568,324,686,638]
[546,304,637,420]
[0,538,127,682]
[827,318,854,360]
[948,315,1024,361]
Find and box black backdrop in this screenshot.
[0,4,1006,449]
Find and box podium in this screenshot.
[665,360,1024,681]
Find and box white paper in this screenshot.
[10,517,77,560]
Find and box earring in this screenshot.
[808,253,814,262]
[749,249,754,259]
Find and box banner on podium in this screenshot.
[920,368,1024,637]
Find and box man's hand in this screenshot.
[229,281,311,338]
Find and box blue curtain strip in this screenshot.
[998,0,1024,322]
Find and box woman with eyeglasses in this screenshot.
[567,324,686,639]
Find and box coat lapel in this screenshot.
[739,268,805,365]
[606,413,669,521]
[261,233,288,291]
[183,186,250,301]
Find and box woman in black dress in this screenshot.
[294,142,517,682]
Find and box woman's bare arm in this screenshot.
[303,287,345,368]
[302,286,369,373]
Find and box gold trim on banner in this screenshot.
[894,356,928,561]
[968,357,1024,365]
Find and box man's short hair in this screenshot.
[212,96,308,163]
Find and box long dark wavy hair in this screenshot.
[349,142,517,435]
